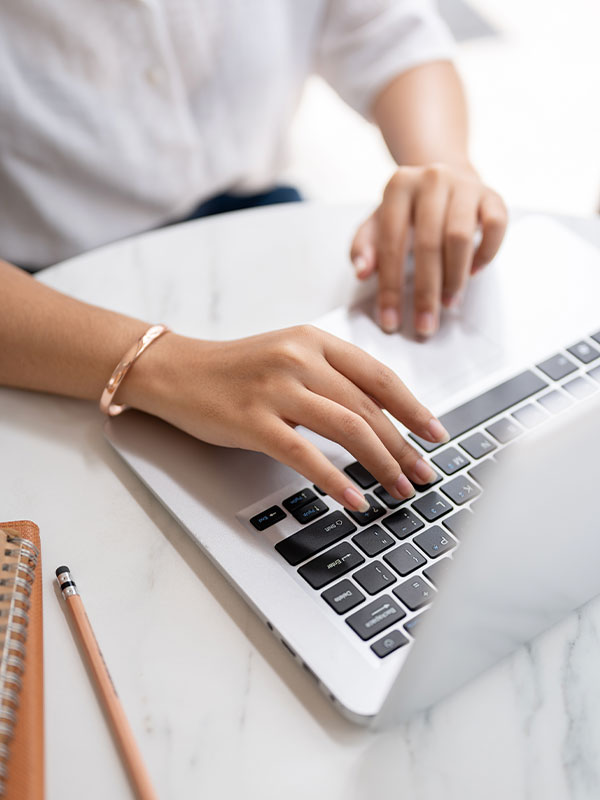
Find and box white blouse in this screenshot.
[0,0,453,267]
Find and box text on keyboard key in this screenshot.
[412,491,453,522]
[353,561,397,595]
[298,542,364,589]
[275,511,356,566]
[414,525,457,559]
[432,446,470,475]
[393,575,436,611]
[346,596,406,640]
[321,579,365,615]
[459,431,497,459]
[345,494,386,526]
[384,544,427,576]
[370,629,409,658]
[567,341,600,364]
[250,505,286,531]
[292,498,329,524]
[352,524,395,557]
[383,509,424,539]
[485,417,523,444]
[536,353,577,381]
[440,475,481,505]
[283,488,316,512]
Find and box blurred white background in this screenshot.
[284,0,600,217]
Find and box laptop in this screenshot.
[104,214,600,727]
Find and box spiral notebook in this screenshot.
[0,521,44,800]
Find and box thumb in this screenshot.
[350,213,378,280]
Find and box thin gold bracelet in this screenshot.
[99,324,170,416]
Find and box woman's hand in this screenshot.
[351,163,508,338]
[126,325,449,512]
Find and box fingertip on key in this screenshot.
[428,418,450,443]
[343,486,370,513]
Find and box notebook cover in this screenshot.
[0,521,44,800]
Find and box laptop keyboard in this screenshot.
[250,329,600,660]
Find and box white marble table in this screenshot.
[3,203,600,800]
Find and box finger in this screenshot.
[350,214,378,279]
[376,175,413,333]
[442,187,479,306]
[322,334,449,445]
[288,391,418,501]
[412,172,450,338]
[265,420,371,512]
[472,191,508,273]
[302,366,436,489]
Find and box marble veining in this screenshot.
[3,204,600,799]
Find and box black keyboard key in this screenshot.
[432,446,470,476]
[591,330,600,346]
[587,365,600,383]
[537,390,572,414]
[250,505,286,531]
[393,575,436,611]
[383,509,424,540]
[414,525,457,558]
[440,475,481,505]
[563,376,597,399]
[412,491,453,522]
[292,498,328,524]
[485,417,523,444]
[443,509,473,538]
[313,484,326,496]
[344,461,376,489]
[467,458,495,488]
[353,561,397,595]
[567,341,600,364]
[370,629,409,658]
[459,431,497,459]
[536,353,577,381]
[298,542,364,589]
[321,580,365,615]
[424,557,452,587]
[352,524,395,557]
[409,369,547,452]
[410,469,442,493]
[345,494,386,526]
[346,595,406,640]
[282,488,316,512]
[275,511,356,566]
[374,485,404,509]
[512,403,548,429]
[384,543,427,576]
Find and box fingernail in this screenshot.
[380,307,400,334]
[428,418,450,443]
[395,474,415,499]
[352,255,368,276]
[343,486,370,513]
[415,312,436,337]
[414,458,438,484]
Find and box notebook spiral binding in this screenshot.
[0,534,39,795]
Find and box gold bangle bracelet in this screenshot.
[99,324,170,417]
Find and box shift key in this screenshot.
[275,511,357,566]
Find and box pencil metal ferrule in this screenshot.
[55,566,79,598]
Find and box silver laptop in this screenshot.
[104,215,600,727]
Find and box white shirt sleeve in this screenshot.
[315,0,456,118]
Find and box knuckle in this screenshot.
[283,435,309,464]
[422,164,445,186]
[359,396,380,422]
[373,365,395,394]
[445,227,471,248]
[338,411,367,440]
